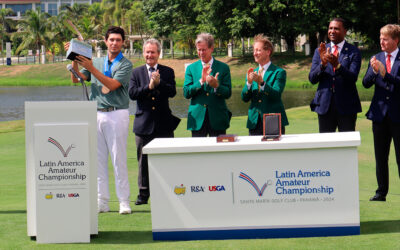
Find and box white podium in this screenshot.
[143,132,361,240]
[25,101,98,243]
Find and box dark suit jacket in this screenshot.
[241,64,288,129]
[129,64,180,135]
[309,42,362,115]
[183,58,232,131]
[363,50,400,123]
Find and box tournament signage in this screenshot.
[34,123,90,243]
[144,133,360,240]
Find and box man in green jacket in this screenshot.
[242,34,288,135]
[183,33,232,137]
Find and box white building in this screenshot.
[0,0,100,19]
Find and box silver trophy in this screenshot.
[64,20,92,60]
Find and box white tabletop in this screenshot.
[143,132,361,155]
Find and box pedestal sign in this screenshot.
[25,101,97,243]
[34,123,90,243]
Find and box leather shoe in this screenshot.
[369,194,386,201]
[135,196,148,205]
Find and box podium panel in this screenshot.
[25,101,97,243]
[144,133,361,240]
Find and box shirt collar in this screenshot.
[146,64,158,71]
[385,48,399,59]
[331,40,345,53]
[201,57,214,68]
[259,61,271,72]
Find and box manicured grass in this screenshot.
[0,103,399,249]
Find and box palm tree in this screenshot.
[126,1,150,37]
[88,3,105,40]
[0,8,16,52]
[79,16,102,41]
[11,9,51,54]
[47,13,74,55]
[60,3,89,21]
[101,0,133,27]
[88,3,104,27]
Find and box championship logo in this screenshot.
[239,172,272,197]
[48,137,75,157]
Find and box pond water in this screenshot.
[0,86,373,121]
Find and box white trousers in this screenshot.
[97,109,130,203]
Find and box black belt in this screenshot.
[97,107,121,112]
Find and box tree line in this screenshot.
[0,0,397,56]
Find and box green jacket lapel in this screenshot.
[263,64,276,83]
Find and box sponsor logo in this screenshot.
[239,172,272,197]
[208,185,225,191]
[174,184,227,194]
[48,137,75,157]
[68,193,79,197]
[45,192,53,199]
[174,184,186,195]
[56,193,65,198]
[191,186,205,192]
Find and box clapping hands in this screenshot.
[202,64,219,88]
[247,67,264,89]
[318,42,339,68]
[370,56,386,77]
[149,70,160,90]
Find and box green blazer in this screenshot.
[241,63,288,129]
[183,58,232,131]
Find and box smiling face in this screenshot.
[328,21,347,44]
[380,33,399,53]
[253,41,271,66]
[105,33,124,55]
[196,41,213,63]
[143,43,160,67]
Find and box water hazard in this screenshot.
[0,86,373,121]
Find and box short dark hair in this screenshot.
[330,17,348,30]
[105,26,125,41]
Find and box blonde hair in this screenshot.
[254,34,274,55]
[380,24,400,42]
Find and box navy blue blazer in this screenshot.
[363,50,400,123]
[309,42,362,115]
[129,64,180,135]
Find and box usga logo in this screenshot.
[174,184,186,195]
[209,185,225,191]
[68,193,80,198]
